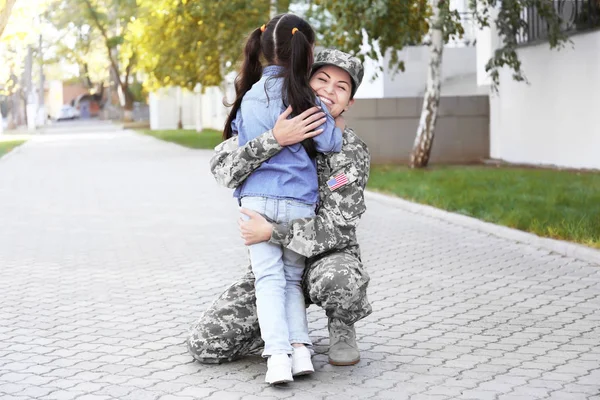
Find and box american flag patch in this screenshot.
[327,173,349,191]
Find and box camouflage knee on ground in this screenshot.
[304,252,372,325]
[186,271,262,363]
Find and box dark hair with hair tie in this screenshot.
[223,14,318,158]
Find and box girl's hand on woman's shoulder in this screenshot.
[273,106,327,146]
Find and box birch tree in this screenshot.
[410,0,446,168]
[310,0,568,168]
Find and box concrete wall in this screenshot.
[149,87,184,130]
[355,0,477,99]
[353,56,384,99]
[489,30,600,170]
[149,79,234,132]
[200,86,232,131]
[356,46,478,99]
[345,96,489,164]
[381,46,478,98]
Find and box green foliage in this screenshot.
[308,0,431,74]
[44,1,108,86]
[47,0,138,107]
[310,0,569,89]
[369,164,600,248]
[44,0,572,97]
[127,79,146,103]
[106,35,124,49]
[469,0,567,90]
[131,0,279,91]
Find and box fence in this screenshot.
[517,0,600,45]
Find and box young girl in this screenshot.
[222,14,343,384]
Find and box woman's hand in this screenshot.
[273,106,327,146]
[239,208,274,245]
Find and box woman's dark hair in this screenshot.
[223,14,318,158]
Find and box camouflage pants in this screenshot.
[186,251,371,364]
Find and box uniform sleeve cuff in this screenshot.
[269,223,290,246]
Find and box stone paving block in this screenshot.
[206,391,268,400]
[45,390,87,400]
[1,130,599,400]
[509,386,552,398]
[497,395,537,400]
[246,395,290,400]
[121,389,163,400]
[92,384,136,397]
[546,392,590,400]
[458,389,500,400]
[410,395,450,400]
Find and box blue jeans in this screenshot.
[240,196,315,357]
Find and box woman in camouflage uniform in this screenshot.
[187,49,372,367]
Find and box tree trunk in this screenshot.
[409,0,446,168]
[0,0,17,39]
[270,0,277,18]
[194,84,203,133]
[121,82,134,122]
[82,0,137,122]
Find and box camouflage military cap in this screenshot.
[312,49,364,97]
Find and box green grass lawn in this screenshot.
[368,165,600,248]
[140,129,223,149]
[0,140,26,159]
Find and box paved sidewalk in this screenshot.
[0,129,599,400]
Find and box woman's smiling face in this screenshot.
[310,65,355,118]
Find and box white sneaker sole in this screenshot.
[265,372,293,385]
[292,368,314,376]
[292,357,314,376]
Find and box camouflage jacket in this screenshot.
[210,127,370,262]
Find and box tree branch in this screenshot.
[124,53,135,87]
[81,0,123,88]
[0,0,18,38]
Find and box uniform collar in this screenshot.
[263,65,285,76]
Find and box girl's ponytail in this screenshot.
[285,28,318,158]
[223,27,264,140]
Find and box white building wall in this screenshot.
[47,80,64,119]
[201,86,230,131]
[181,90,196,129]
[149,87,179,130]
[353,56,384,99]
[381,46,477,97]
[149,79,234,132]
[489,30,600,170]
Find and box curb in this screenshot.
[365,190,600,267]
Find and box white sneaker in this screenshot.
[265,354,293,385]
[292,346,314,376]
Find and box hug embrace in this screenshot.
[187,12,372,386]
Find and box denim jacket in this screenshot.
[232,65,342,204]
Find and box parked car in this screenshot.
[56,105,80,121]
